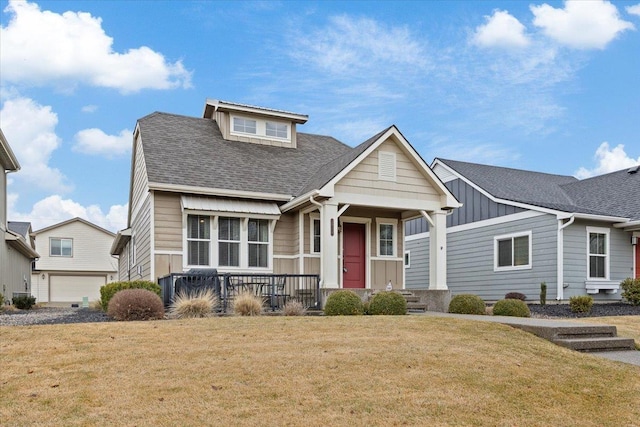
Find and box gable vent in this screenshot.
[378,151,397,181]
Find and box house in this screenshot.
[31,217,117,304]
[405,158,640,302]
[1,129,39,302]
[111,99,460,302]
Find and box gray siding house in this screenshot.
[406,159,640,302]
[1,129,39,303]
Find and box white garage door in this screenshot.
[50,275,106,302]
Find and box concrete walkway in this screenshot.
[419,311,640,367]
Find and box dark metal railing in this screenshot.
[158,272,320,312]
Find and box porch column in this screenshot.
[321,200,339,288]
[429,210,448,290]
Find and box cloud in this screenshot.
[8,194,128,232]
[73,128,132,158]
[531,0,634,49]
[627,4,640,17]
[575,142,640,178]
[0,0,192,93]
[473,10,531,48]
[81,105,98,113]
[0,96,73,193]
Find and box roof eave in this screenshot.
[147,182,293,202]
[110,228,132,255]
[5,231,39,259]
[0,128,21,172]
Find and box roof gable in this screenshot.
[33,217,115,237]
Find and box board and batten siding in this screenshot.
[562,219,633,300]
[334,139,440,203]
[406,213,558,301]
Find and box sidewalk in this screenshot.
[419,311,640,367]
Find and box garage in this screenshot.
[49,275,106,303]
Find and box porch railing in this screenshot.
[158,271,321,312]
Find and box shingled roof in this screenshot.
[138,112,354,199]
[437,159,640,220]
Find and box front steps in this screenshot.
[371,290,427,312]
[513,324,636,353]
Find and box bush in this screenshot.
[0,292,4,309]
[504,292,526,301]
[100,280,161,311]
[169,289,219,319]
[368,291,407,315]
[107,289,164,321]
[12,294,36,310]
[569,295,594,314]
[233,292,263,316]
[540,282,547,306]
[448,294,485,315]
[621,277,640,306]
[283,300,306,316]
[324,290,364,316]
[492,299,531,317]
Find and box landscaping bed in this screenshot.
[529,302,640,318]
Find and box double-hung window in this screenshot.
[187,215,210,266]
[50,238,73,257]
[218,217,241,267]
[376,218,397,257]
[248,219,269,268]
[494,231,531,271]
[587,227,609,279]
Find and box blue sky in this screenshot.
[1,0,639,233]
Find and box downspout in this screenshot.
[557,216,575,301]
[309,195,323,287]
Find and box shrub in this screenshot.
[233,292,263,316]
[448,294,485,315]
[12,295,36,310]
[492,299,531,317]
[282,300,306,316]
[504,292,526,301]
[368,291,407,315]
[107,289,164,321]
[540,282,547,306]
[0,292,4,309]
[324,290,364,316]
[169,289,219,319]
[621,277,640,306]
[100,280,161,311]
[569,295,594,314]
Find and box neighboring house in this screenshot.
[31,217,117,304]
[1,129,39,302]
[111,99,460,292]
[405,158,640,302]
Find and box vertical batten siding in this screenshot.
[153,192,182,251]
[563,220,632,300]
[371,260,402,289]
[405,236,430,289]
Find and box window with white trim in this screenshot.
[218,217,241,267]
[404,251,411,268]
[233,117,257,134]
[187,215,210,266]
[587,227,609,280]
[50,238,72,257]
[310,216,321,254]
[376,218,397,257]
[266,122,288,139]
[494,231,531,271]
[248,219,269,268]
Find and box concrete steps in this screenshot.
[370,290,427,312]
[514,324,636,353]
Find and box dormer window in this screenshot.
[266,122,288,139]
[233,117,257,134]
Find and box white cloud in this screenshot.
[0,0,191,93]
[575,142,640,178]
[473,10,531,48]
[81,105,98,113]
[8,194,128,232]
[531,0,634,49]
[0,96,72,193]
[73,128,132,158]
[627,4,640,17]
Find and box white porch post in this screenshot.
[321,200,339,288]
[429,210,448,290]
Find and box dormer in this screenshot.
[203,99,308,148]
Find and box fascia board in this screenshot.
[147,182,292,202]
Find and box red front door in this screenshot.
[635,244,640,279]
[343,223,365,288]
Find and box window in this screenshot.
[494,232,531,271]
[218,217,240,267]
[266,122,288,139]
[587,227,609,279]
[248,219,269,268]
[376,218,397,257]
[404,251,411,268]
[187,215,210,266]
[50,238,72,257]
[233,117,257,134]
[312,218,321,253]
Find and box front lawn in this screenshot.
[1,316,638,426]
